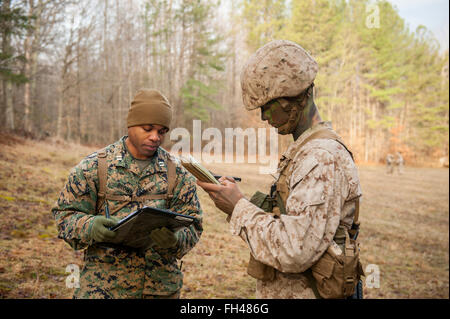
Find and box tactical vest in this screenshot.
[96,149,177,215]
[247,126,363,298]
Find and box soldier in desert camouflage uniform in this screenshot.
[386,153,394,174]
[394,152,404,174]
[52,89,202,299]
[198,40,362,299]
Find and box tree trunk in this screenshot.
[30,0,43,134]
[2,0,15,130]
[4,81,14,130]
[23,0,38,134]
[23,25,32,133]
[56,81,64,138]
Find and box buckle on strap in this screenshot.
[346,276,354,284]
[343,276,355,295]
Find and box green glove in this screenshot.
[89,216,119,243]
[150,227,178,249]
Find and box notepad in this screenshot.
[180,155,220,184]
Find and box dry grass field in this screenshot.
[0,134,448,299]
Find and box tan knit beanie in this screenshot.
[127,88,173,129]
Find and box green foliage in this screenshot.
[241,0,287,51]
[0,1,34,84]
[0,63,29,84]
[141,0,225,125]
[0,1,34,37]
[177,0,226,123]
[181,78,222,121]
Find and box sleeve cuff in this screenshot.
[229,197,263,236]
[79,215,96,244]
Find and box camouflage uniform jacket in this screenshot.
[229,122,362,298]
[52,136,203,298]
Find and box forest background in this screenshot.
[0,0,449,164]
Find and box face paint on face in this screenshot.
[260,99,291,128]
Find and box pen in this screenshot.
[213,175,242,182]
[105,201,110,219]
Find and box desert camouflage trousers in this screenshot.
[256,270,317,299]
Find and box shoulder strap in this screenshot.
[354,197,360,223]
[96,149,108,213]
[348,197,361,239]
[95,151,178,212]
[166,157,176,205]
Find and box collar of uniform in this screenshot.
[282,121,332,160]
[110,136,132,169]
[112,136,168,175]
[141,147,169,175]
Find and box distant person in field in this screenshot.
[395,152,404,174]
[386,153,394,174]
[197,40,363,299]
[439,156,449,167]
[52,89,202,299]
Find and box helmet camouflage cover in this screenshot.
[240,40,318,110]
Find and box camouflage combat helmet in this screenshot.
[240,40,318,111]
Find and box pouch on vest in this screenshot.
[247,254,275,281]
[311,229,365,298]
[246,191,276,281]
[249,191,274,213]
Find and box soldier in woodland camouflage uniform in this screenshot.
[198,40,362,299]
[52,89,202,299]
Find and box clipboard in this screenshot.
[108,206,198,249]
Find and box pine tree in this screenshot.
[178,0,225,126]
[0,0,33,129]
[241,0,287,51]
